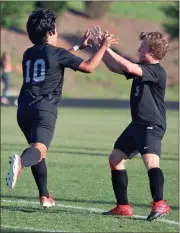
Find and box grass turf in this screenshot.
[68,1,170,22]
[10,68,179,101]
[1,107,179,232]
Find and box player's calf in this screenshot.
[143,153,171,221]
[106,149,134,216]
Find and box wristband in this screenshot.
[73,45,80,52]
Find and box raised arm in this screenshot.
[78,31,118,73]
[102,50,124,74]
[93,26,123,74]
[58,31,118,74]
[68,29,92,55]
[106,48,142,76]
[93,25,143,77]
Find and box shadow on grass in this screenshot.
[1,195,179,211]
[0,204,100,215]
[1,143,178,161]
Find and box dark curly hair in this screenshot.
[26,8,56,45]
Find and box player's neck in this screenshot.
[148,57,160,64]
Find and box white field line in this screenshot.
[1,198,179,226]
[1,225,66,232]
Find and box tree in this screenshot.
[84,1,112,19]
[161,2,179,39]
[35,1,67,15]
[1,2,34,28]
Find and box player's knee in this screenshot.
[31,143,47,160]
[109,149,128,170]
[143,153,160,171]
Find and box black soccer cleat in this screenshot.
[147,200,171,221]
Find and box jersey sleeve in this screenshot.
[123,71,134,80]
[57,48,84,71]
[138,64,159,83]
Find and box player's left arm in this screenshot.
[105,48,143,77]
[93,25,143,77]
[68,29,92,55]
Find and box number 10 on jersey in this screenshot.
[25,59,45,83]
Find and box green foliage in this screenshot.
[68,1,167,22]
[35,1,67,15]
[110,2,167,22]
[85,1,112,18]
[161,2,179,39]
[1,2,34,28]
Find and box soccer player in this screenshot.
[93,25,171,221]
[1,52,12,105]
[6,9,118,208]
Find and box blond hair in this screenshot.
[139,32,169,60]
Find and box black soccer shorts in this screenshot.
[17,107,57,149]
[114,122,165,158]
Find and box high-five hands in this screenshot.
[92,25,119,49]
[79,26,118,51]
[79,29,92,50]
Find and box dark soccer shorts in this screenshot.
[114,122,165,158]
[17,107,57,149]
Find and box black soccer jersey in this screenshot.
[125,63,166,129]
[18,43,83,109]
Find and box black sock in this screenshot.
[21,147,41,167]
[31,159,49,198]
[111,170,128,205]
[148,167,164,202]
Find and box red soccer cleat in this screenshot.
[102,204,133,216]
[6,154,22,189]
[40,194,55,208]
[147,200,171,221]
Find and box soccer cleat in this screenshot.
[40,194,55,208]
[147,200,171,221]
[6,154,22,189]
[102,204,133,216]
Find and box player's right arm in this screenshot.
[93,25,124,75]
[58,32,118,74]
[78,35,118,73]
[102,50,124,74]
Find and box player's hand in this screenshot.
[92,25,118,49]
[92,25,103,49]
[79,29,92,50]
[101,30,119,49]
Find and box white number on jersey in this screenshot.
[134,85,140,96]
[25,59,45,83]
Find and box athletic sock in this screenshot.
[148,167,164,202]
[111,170,129,205]
[31,158,49,198]
[21,147,41,167]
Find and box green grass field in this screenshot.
[1,107,179,232]
[10,68,179,101]
[68,1,171,22]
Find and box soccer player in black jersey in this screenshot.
[93,25,170,221]
[6,9,118,208]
